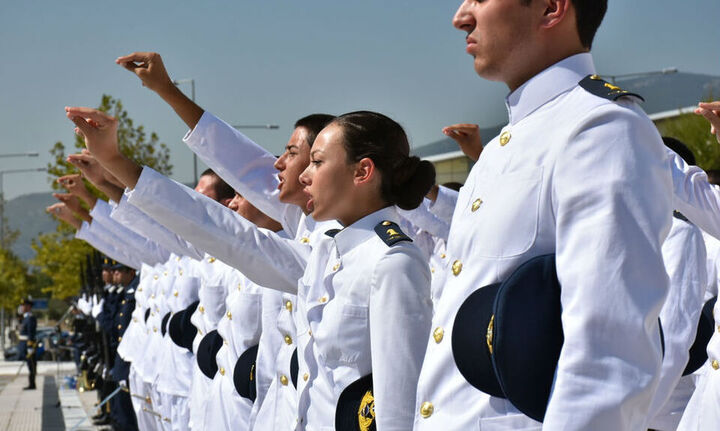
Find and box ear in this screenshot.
[540,0,572,29]
[353,157,376,186]
[220,197,234,208]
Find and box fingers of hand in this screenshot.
[699,101,720,111]
[65,106,115,125]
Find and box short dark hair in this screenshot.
[200,168,235,201]
[294,114,336,148]
[332,111,436,210]
[663,137,696,166]
[521,0,607,49]
[705,170,720,187]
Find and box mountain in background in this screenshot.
[5,191,56,261]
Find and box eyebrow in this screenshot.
[285,144,299,151]
[310,149,325,157]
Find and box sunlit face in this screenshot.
[195,175,219,201]
[299,124,356,223]
[228,193,266,225]
[453,0,536,82]
[273,127,312,208]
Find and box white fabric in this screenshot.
[648,216,707,430]
[75,220,139,269]
[414,53,672,431]
[294,206,432,430]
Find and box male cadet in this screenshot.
[18,298,38,390]
[414,1,672,430]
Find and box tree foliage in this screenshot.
[0,248,29,310]
[31,94,173,299]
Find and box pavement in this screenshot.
[0,361,99,431]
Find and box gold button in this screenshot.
[471,198,483,212]
[145,396,152,404]
[118,336,122,342]
[219,367,225,376]
[117,324,122,330]
[151,312,155,317]
[177,256,182,262]
[332,263,340,271]
[119,312,124,317]
[151,294,156,299]
[713,360,719,370]
[226,311,232,320]
[280,375,289,386]
[133,318,138,323]
[499,131,511,146]
[303,373,309,381]
[223,340,228,345]
[717,325,720,333]
[452,260,463,276]
[300,237,310,244]
[163,271,168,277]
[237,283,242,291]
[590,74,601,80]
[153,327,158,333]
[440,253,446,259]
[319,296,328,303]
[433,327,444,344]
[208,257,216,263]
[382,221,391,226]
[153,275,159,280]
[138,288,143,292]
[199,305,205,314]
[285,300,293,312]
[173,290,179,297]
[308,330,312,337]
[284,334,293,345]
[178,269,183,276]
[122,300,127,305]
[198,329,203,335]
[420,402,434,418]
[431,268,435,274]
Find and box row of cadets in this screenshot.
[58,159,289,431]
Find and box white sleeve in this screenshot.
[545,104,672,430]
[75,221,140,270]
[670,150,720,240]
[398,199,450,241]
[428,186,458,224]
[649,219,707,424]
[111,191,205,260]
[183,111,302,237]
[127,166,308,293]
[89,199,171,265]
[369,245,432,430]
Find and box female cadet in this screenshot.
[66,106,435,430]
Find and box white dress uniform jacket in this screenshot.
[649,215,707,430]
[292,206,431,430]
[413,53,673,431]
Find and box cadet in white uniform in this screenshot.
[414,2,672,430]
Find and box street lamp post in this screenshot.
[0,166,46,353]
[233,124,280,130]
[0,152,39,158]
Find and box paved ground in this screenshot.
[0,361,98,431]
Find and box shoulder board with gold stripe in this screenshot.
[579,75,644,102]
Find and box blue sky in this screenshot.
[0,0,718,200]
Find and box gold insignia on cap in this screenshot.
[358,390,376,431]
[382,221,391,226]
[452,260,463,276]
[486,315,495,355]
[499,131,512,146]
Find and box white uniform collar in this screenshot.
[506,52,596,126]
[333,206,399,256]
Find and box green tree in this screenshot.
[0,248,29,310]
[657,111,720,171]
[32,94,173,299]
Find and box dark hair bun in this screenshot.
[390,157,436,210]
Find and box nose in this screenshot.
[453,0,474,32]
[274,153,286,171]
[299,166,312,186]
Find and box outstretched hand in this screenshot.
[696,101,720,144]
[65,107,121,164]
[65,151,109,188]
[116,52,174,94]
[52,192,84,214]
[442,123,483,161]
[46,203,81,229]
[57,173,91,196]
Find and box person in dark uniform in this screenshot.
[18,298,38,390]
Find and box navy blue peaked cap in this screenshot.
[233,345,259,401]
[335,374,376,431]
[684,296,717,376]
[453,254,562,422]
[196,330,223,379]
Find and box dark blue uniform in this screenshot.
[19,311,37,389]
